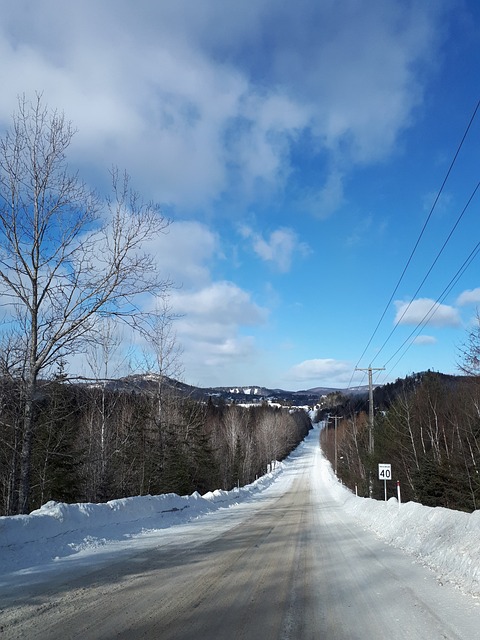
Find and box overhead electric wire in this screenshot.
[378,237,480,384]
[348,98,480,387]
[370,180,480,367]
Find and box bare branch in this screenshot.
[0,94,174,512]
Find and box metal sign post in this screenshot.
[378,463,391,501]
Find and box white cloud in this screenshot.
[0,1,449,214]
[136,218,271,382]
[240,226,310,272]
[394,298,461,327]
[145,220,219,288]
[168,281,268,375]
[413,335,437,345]
[171,281,267,326]
[287,358,352,384]
[456,288,480,306]
[253,2,445,168]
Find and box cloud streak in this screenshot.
[413,335,437,345]
[394,298,461,328]
[287,358,352,385]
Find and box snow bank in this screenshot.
[316,446,480,597]
[1,493,202,547]
[0,462,284,575]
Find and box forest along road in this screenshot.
[0,439,479,639]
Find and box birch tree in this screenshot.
[0,95,171,512]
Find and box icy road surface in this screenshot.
[0,428,479,639]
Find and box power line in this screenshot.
[370,180,480,367]
[349,98,480,386]
[379,237,480,383]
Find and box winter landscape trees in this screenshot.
[0,95,171,513]
[0,374,312,516]
[319,363,480,512]
[1,94,479,519]
[0,95,312,517]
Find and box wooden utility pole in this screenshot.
[355,366,384,454]
[331,415,343,475]
[356,366,384,497]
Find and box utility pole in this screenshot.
[356,366,384,497]
[331,415,343,475]
[355,366,384,454]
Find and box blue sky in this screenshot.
[1,0,479,390]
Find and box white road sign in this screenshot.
[378,464,391,480]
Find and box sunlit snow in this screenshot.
[1,424,479,598]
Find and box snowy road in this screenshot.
[0,430,479,639]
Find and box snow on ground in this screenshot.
[1,424,479,598]
[315,445,480,598]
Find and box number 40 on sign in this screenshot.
[378,463,391,502]
[378,463,391,480]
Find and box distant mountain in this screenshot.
[202,385,329,405]
[206,384,371,403]
[79,374,371,407]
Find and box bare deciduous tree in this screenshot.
[140,297,184,423]
[458,310,480,376]
[0,95,171,512]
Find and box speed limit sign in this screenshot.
[378,464,391,480]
